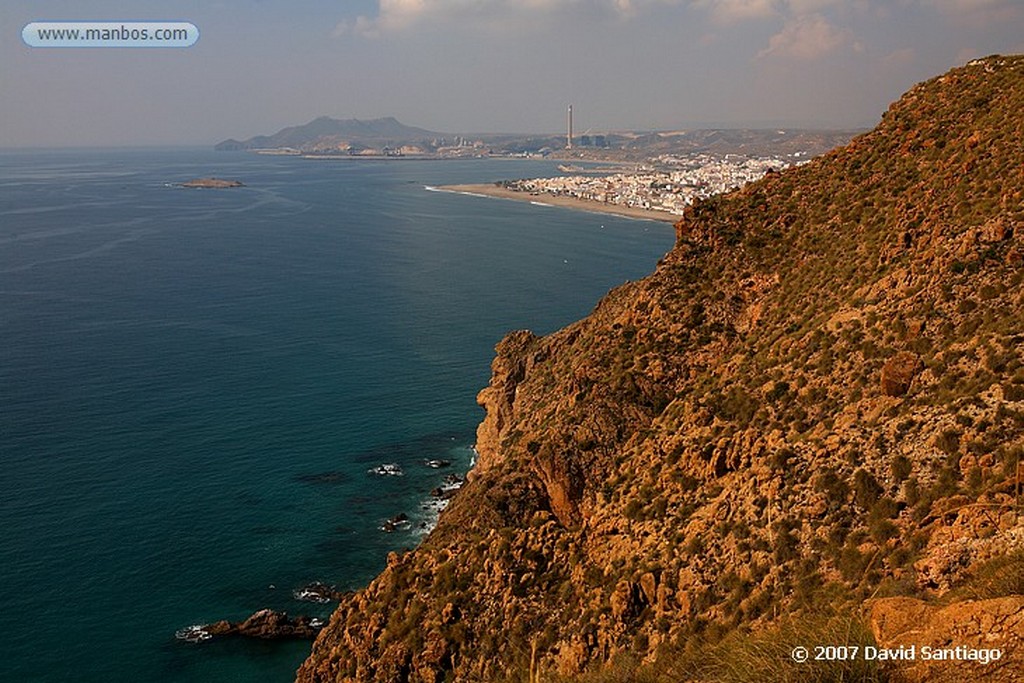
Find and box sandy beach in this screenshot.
[437,183,679,223]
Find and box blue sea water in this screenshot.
[0,149,674,682]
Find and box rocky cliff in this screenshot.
[297,56,1024,682]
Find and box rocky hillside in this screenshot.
[297,56,1024,683]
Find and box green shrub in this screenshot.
[952,550,1024,600]
[854,469,883,509]
[890,455,913,481]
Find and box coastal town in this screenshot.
[215,116,849,219]
[498,153,802,216]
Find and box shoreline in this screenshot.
[436,183,679,223]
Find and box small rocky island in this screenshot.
[179,177,244,188]
[176,609,323,643]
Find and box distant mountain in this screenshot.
[214,116,441,152]
[217,117,859,159]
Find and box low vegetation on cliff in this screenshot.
[298,56,1024,682]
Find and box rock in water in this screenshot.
[237,609,318,639]
[179,177,244,188]
[176,609,321,643]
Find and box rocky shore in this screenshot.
[177,458,468,652]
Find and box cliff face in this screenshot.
[298,56,1024,682]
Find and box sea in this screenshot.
[0,149,674,682]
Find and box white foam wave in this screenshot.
[293,589,331,604]
[425,185,491,199]
[368,463,403,476]
[175,624,212,643]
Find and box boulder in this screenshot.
[880,351,922,397]
[869,596,1024,682]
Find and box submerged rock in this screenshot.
[174,624,213,643]
[368,463,404,476]
[424,459,452,469]
[382,512,410,533]
[293,581,345,604]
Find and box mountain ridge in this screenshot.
[297,56,1024,682]
[215,116,856,159]
[214,116,441,151]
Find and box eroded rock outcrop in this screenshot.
[177,609,321,643]
[870,596,1024,682]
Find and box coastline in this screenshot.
[437,183,679,223]
[4,151,679,683]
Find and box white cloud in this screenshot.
[337,0,872,37]
[692,0,849,23]
[881,46,917,67]
[339,0,685,36]
[695,0,778,23]
[786,0,840,13]
[757,13,853,59]
[332,15,382,38]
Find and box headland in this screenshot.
[299,56,1024,683]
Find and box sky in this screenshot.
[2,0,1023,147]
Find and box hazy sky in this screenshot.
[2,0,1023,147]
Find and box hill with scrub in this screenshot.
[297,56,1024,683]
[214,116,440,152]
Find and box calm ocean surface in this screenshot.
[0,149,673,682]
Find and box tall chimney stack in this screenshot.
[567,105,573,150]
